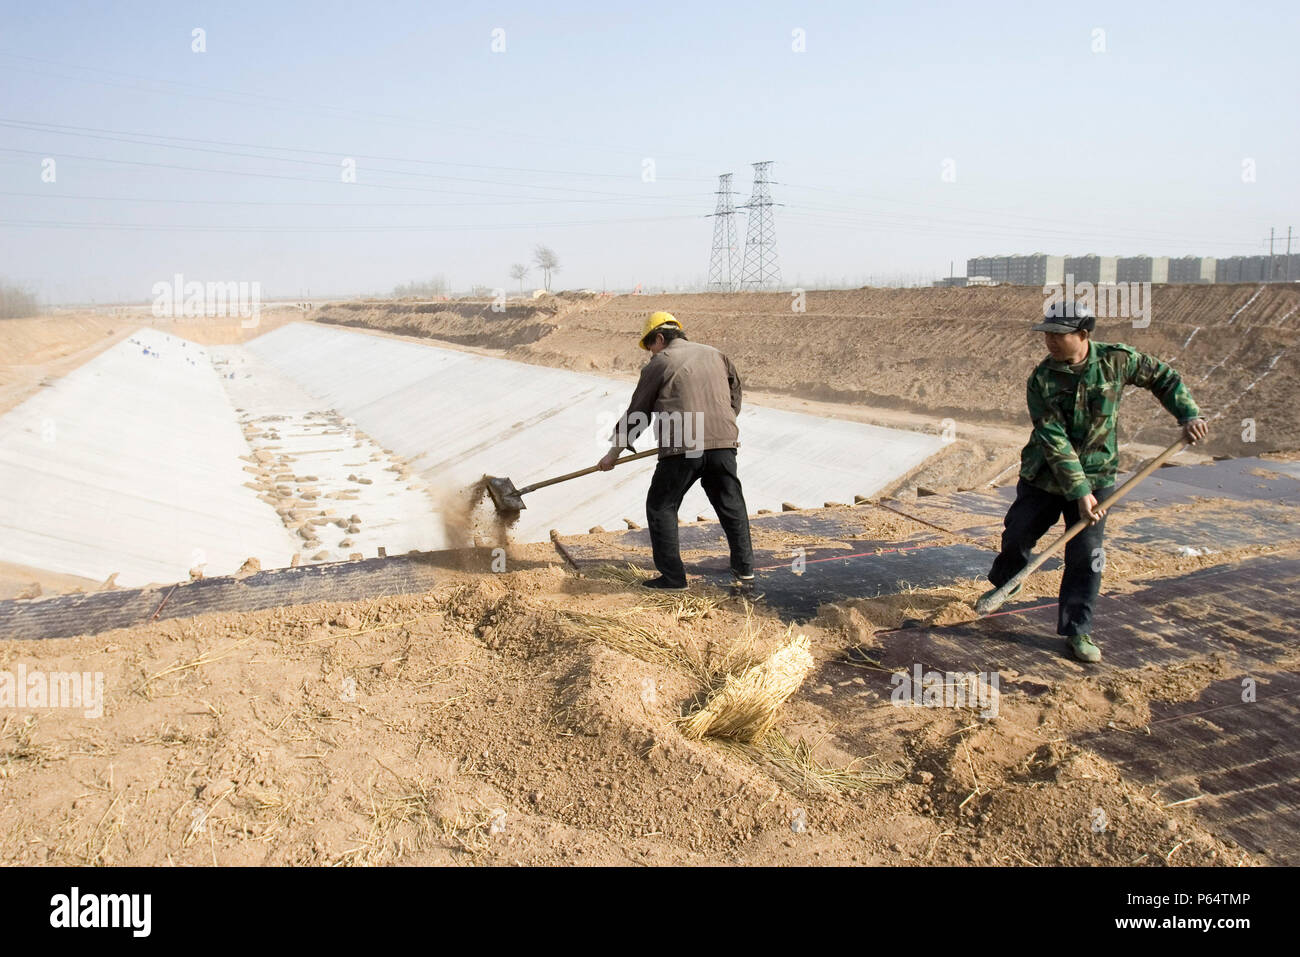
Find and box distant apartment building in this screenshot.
[966,254,1062,285]
[1216,256,1256,283]
[951,250,1292,287]
[1167,256,1216,283]
[966,256,1009,282]
[1009,255,1065,285]
[1062,255,1119,285]
[1216,254,1300,283]
[1116,256,1170,283]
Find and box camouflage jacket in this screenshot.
[1019,341,1201,499]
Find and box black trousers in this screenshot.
[987,479,1114,637]
[645,448,753,585]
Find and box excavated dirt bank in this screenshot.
[317,285,1300,464]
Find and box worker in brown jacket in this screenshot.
[597,311,754,591]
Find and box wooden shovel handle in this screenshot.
[979,437,1188,613]
[517,447,659,495]
[1026,437,1187,570]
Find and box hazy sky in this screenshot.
[2,0,1297,302]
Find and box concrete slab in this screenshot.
[0,329,297,586]
[244,323,947,546]
[826,555,1300,685]
[746,542,995,621]
[557,509,877,564]
[885,461,1300,549]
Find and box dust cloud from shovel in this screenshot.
[437,478,521,551]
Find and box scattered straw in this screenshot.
[585,566,723,622]
[135,639,251,695]
[585,563,653,585]
[680,631,814,744]
[630,591,720,623]
[758,729,905,792]
[359,763,497,863]
[362,779,439,863]
[559,610,682,667]
[0,717,64,769]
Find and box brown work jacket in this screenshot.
[610,338,742,458]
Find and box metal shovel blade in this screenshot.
[484,475,526,513]
[974,588,1008,615]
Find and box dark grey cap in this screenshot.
[1033,300,1096,334]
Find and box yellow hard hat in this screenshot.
[640,311,681,350]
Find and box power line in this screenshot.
[0,124,705,200]
[780,183,1275,249]
[0,213,701,233]
[778,206,1277,251]
[0,146,709,206]
[0,51,720,166]
[0,189,700,210]
[0,117,715,185]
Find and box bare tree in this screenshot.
[532,245,560,292]
[0,280,40,319]
[509,262,529,294]
[392,275,446,298]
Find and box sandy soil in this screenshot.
[0,539,1264,866]
[0,561,101,602]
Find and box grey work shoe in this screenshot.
[1066,634,1102,664]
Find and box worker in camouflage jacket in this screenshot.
[982,301,1208,663]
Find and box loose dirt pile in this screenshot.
[316,300,559,350]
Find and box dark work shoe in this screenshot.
[642,576,687,591]
[1066,634,1102,664]
[733,572,755,582]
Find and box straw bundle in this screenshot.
[680,632,814,743]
